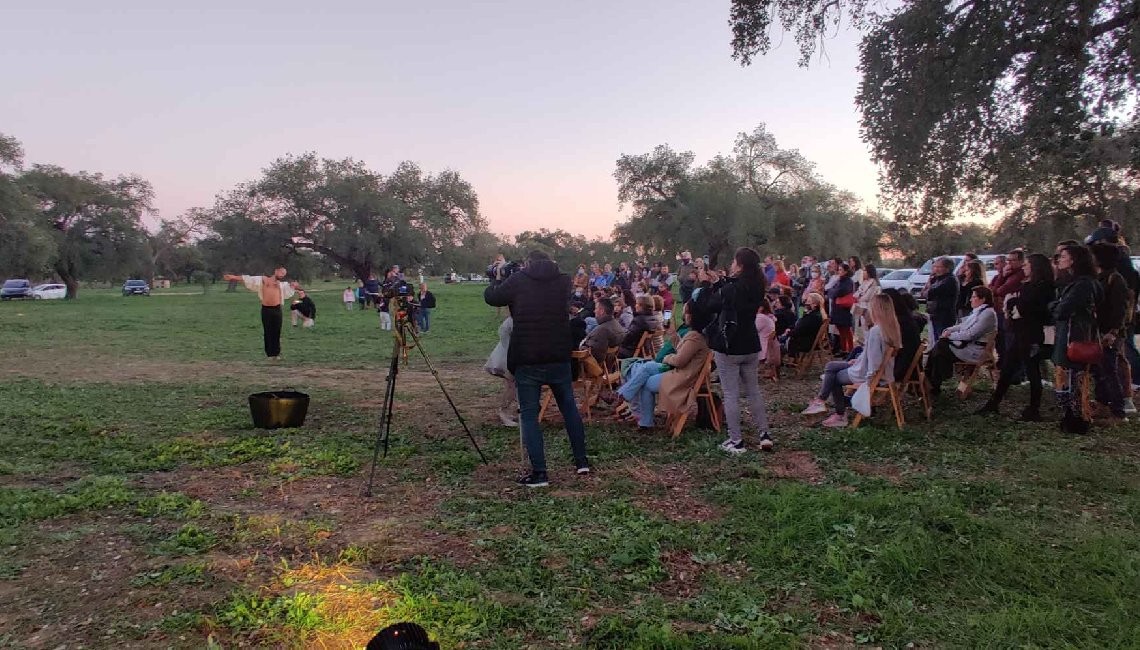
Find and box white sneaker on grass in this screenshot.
[801,399,828,415]
[1124,398,1137,415]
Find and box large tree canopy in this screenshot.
[614,124,884,267]
[729,1,1140,226]
[220,154,484,282]
[12,162,152,298]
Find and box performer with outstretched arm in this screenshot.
[222,267,299,359]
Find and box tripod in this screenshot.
[365,309,488,497]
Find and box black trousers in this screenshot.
[261,305,282,357]
[988,333,1043,411]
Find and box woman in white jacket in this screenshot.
[852,265,882,345]
[926,285,999,395]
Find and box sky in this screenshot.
[1,0,877,239]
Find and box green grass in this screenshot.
[0,281,1138,647]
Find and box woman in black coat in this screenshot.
[977,254,1054,420]
[1050,245,1103,433]
[701,248,773,454]
[786,292,825,355]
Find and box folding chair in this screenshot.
[952,335,997,399]
[665,354,720,439]
[539,349,600,422]
[602,346,622,391]
[843,347,902,429]
[900,342,932,420]
[793,318,832,378]
[760,331,781,382]
[635,328,666,358]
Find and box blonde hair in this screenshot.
[806,292,828,320]
[868,294,901,349]
[774,259,786,273]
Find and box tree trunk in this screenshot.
[56,264,79,299]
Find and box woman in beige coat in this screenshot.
[631,303,710,429]
[852,264,882,345]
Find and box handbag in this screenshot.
[835,293,856,309]
[1065,317,1103,366]
[851,382,873,417]
[702,286,737,353]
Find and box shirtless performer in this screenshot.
[222,267,299,359]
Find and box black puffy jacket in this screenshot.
[484,260,574,373]
[701,276,764,355]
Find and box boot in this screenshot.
[1019,407,1042,422]
[975,399,1000,416]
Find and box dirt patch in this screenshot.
[654,550,705,599]
[623,462,721,522]
[765,450,826,484]
[0,515,226,649]
[849,461,924,485]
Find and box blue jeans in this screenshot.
[1126,323,1140,385]
[636,373,665,426]
[618,361,668,404]
[514,362,588,474]
[415,308,432,332]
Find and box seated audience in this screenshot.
[926,286,999,395]
[755,298,776,363]
[619,296,663,358]
[785,292,827,356]
[581,297,624,365]
[801,294,901,427]
[774,295,797,334]
[621,302,711,429]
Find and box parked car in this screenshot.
[122,279,151,296]
[30,283,67,300]
[879,269,916,291]
[443,272,463,284]
[1,279,33,300]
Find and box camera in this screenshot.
[486,259,521,282]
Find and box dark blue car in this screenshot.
[122,279,151,296]
[1,279,32,300]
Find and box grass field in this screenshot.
[1,281,1138,649]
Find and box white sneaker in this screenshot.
[801,400,828,415]
[721,440,746,455]
[1124,398,1137,415]
[758,432,774,452]
[718,438,736,450]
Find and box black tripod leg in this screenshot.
[405,326,488,464]
[365,339,402,496]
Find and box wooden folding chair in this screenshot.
[602,345,622,391]
[844,347,902,429]
[952,335,997,400]
[635,328,666,358]
[539,349,600,422]
[665,354,720,439]
[793,318,832,378]
[900,342,932,420]
[760,331,780,382]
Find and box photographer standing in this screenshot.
[485,251,589,487]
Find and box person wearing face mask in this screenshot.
[806,264,825,299]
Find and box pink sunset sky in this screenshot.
[2,1,878,240]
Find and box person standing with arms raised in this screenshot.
[700,247,775,454]
[484,251,589,487]
[223,267,298,360]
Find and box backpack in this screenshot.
[702,285,737,353]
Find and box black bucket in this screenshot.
[248,391,310,429]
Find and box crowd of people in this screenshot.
[483,220,1139,486]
